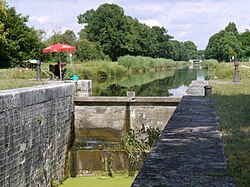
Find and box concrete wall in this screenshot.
[74,96,179,153]
[130,105,176,131]
[0,83,75,187]
[75,105,176,131]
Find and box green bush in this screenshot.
[201,59,219,70]
[120,124,161,177]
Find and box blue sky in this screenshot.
[6,0,250,49]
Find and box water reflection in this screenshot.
[169,85,188,97]
[93,66,206,97]
[168,67,205,96]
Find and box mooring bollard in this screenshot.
[233,60,239,82]
[127,91,135,101]
[204,85,212,97]
[75,80,92,97]
[36,60,41,81]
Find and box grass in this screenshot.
[0,68,47,90]
[118,55,177,72]
[59,173,136,187]
[0,79,45,90]
[70,61,128,81]
[209,62,250,186]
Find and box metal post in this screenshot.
[59,61,62,81]
[204,85,212,97]
[36,60,41,81]
[233,60,239,82]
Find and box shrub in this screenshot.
[201,59,219,70]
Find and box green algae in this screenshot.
[59,174,136,187]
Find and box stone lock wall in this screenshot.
[75,105,176,131]
[0,83,75,187]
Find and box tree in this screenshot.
[205,31,223,61]
[170,40,188,61]
[0,2,43,68]
[78,4,128,61]
[0,0,7,43]
[142,26,173,58]
[239,29,250,58]
[198,50,205,60]
[219,32,242,61]
[225,22,239,35]
[122,16,147,56]
[43,30,77,63]
[76,39,107,61]
[77,3,174,61]
[45,30,76,46]
[0,0,7,60]
[184,41,198,59]
[205,22,242,62]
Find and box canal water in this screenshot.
[92,66,206,97]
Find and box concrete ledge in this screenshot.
[0,83,75,112]
[74,96,181,106]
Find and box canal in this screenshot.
[60,65,206,187]
[92,66,206,97]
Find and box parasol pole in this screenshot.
[69,53,73,75]
[59,53,62,80]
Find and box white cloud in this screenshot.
[141,19,163,27]
[176,31,189,38]
[126,3,165,13]
[33,15,62,24]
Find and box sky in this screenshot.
[6,0,250,50]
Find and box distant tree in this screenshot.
[76,39,108,61]
[205,22,242,62]
[170,40,188,61]
[184,41,198,59]
[143,26,173,58]
[77,3,174,61]
[198,50,205,60]
[205,31,223,61]
[239,29,250,57]
[62,30,77,46]
[0,2,43,67]
[122,16,147,56]
[45,30,76,46]
[78,4,128,61]
[225,22,239,35]
[219,32,242,61]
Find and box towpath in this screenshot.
[131,80,235,187]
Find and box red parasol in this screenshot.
[42,43,76,53]
[42,43,76,80]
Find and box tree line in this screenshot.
[1,1,249,68]
[205,22,250,62]
[0,2,199,68]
